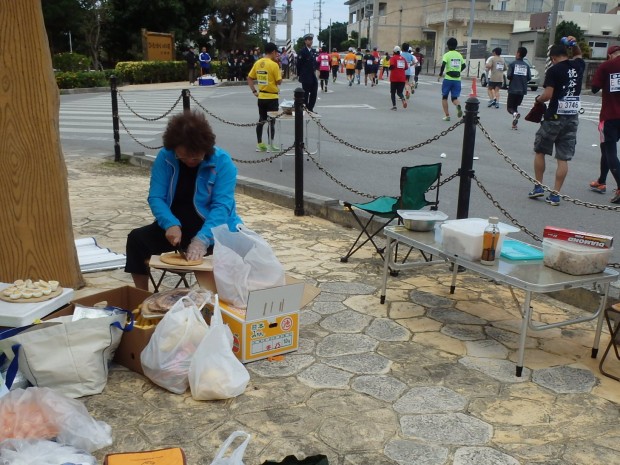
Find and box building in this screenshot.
[345,0,620,67]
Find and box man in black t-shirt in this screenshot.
[527,38,584,206]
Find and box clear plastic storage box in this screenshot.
[542,238,611,275]
[440,218,518,261]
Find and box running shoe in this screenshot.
[611,189,620,204]
[457,105,463,118]
[512,112,520,129]
[256,142,267,152]
[349,80,353,87]
[589,180,607,193]
[402,99,408,109]
[494,101,500,109]
[391,106,397,111]
[545,193,560,206]
[415,82,419,88]
[442,116,450,121]
[268,144,280,153]
[405,89,410,99]
[487,99,496,107]
[528,185,544,198]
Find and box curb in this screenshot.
[125,153,619,305]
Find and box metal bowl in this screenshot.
[397,210,449,232]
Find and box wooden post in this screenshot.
[0,0,84,288]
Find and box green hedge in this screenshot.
[55,70,111,89]
[114,61,228,84]
[53,52,92,72]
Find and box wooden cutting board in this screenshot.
[0,286,62,303]
[159,252,203,267]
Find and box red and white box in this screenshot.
[543,226,613,249]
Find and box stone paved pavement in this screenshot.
[65,155,620,465]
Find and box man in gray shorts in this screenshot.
[485,48,505,108]
[528,38,584,206]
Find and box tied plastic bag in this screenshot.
[0,387,112,452]
[524,101,546,123]
[141,296,209,394]
[212,224,285,308]
[189,295,250,400]
[0,439,96,465]
[210,431,251,465]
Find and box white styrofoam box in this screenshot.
[0,284,74,327]
[441,218,519,261]
[542,238,612,275]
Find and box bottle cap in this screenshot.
[489,217,499,224]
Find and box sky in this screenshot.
[274,0,349,42]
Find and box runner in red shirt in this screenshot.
[317,47,331,92]
[389,46,408,110]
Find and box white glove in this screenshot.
[186,238,207,261]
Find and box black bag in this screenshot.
[261,455,329,465]
[524,101,547,123]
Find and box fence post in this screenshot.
[293,87,305,216]
[110,75,121,162]
[182,89,191,112]
[456,96,479,219]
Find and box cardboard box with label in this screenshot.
[196,272,319,363]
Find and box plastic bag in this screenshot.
[0,439,96,465]
[0,387,112,452]
[189,295,250,400]
[210,431,251,465]
[212,224,285,308]
[141,296,209,394]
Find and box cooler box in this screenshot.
[198,76,215,86]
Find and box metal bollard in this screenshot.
[294,87,305,216]
[182,89,191,112]
[110,75,121,162]
[456,96,479,219]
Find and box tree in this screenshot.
[204,0,270,53]
[554,21,584,44]
[317,21,348,51]
[42,0,87,54]
[1,0,84,287]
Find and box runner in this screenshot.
[363,49,376,86]
[344,47,357,86]
[317,47,331,93]
[389,46,408,110]
[413,47,424,88]
[330,48,340,82]
[355,48,364,85]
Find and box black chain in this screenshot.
[306,110,463,154]
[118,117,164,150]
[117,90,182,121]
[477,121,620,212]
[231,144,295,164]
[190,94,284,127]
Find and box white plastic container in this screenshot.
[542,238,611,275]
[441,218,519,261]
[397,210,448,232]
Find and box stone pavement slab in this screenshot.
[64,156,620,465]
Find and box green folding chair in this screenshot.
[340,163,442,263]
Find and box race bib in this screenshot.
[397,60,405,69]
[321,59,329,67]
[610,72,620,93]
[256,70,268,86]
[495,62,504,71]
[514,64,527,76]
[450,58,460,68]
[347,59,355,65]
[557,96,580,115]
[367,59,374,65]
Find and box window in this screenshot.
[526,0,543,12]
[591,2,607,13]
[490,38,509,51]
[558,0,565,11]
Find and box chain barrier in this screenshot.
[190,94,286,127]
[118,116,164,150]
[305,110,463,155]
[231,144,295,164]
[304,147,460,199]
[477,121,620,212]
[117,90,182,121]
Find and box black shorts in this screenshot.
[258,98,279,122]
[346,68,355,76]
[319,70,330,80]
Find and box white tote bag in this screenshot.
[188,295,250,400]
[0,308,132,398]
[212,224,286,308]
[140,296,209,394]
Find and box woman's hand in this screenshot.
[165,226,182,246]
[186,238,207,261]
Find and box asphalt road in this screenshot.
[60,77,620,263]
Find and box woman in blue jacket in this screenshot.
[125,111,242,290]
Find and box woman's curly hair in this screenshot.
[162,110,216,159]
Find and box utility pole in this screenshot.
[465,0,474,75]
[547,0,560,47]
[269,0,276,43]
[286,0,292,68]
[316,0,322,43]
[371,0,379,51]
[328,18,332,52]
[398,4,403,46]
[440,0,448,58]
[357,2,362,48]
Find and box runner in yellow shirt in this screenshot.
[330,48,340,82]
[344,48,357,87]
[247,42,282,152]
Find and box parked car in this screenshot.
[480,55,539,91]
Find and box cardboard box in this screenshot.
[195,272,320,363]
[70,286,154,375]
[543,226,613,249]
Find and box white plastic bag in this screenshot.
[141,296,209,394]
[0,371,8,399]
[0,439,96,465]
[212,224,285,308]
[189,295,250,400]
[0,387,112,452]
[210,431,251,465]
